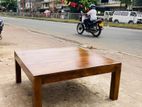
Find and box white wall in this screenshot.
[109,0,120,4]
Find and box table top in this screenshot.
[15,47,120,77]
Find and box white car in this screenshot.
[112,11,142,24]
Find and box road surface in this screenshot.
[3,17,142,57]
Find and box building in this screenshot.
[40,0,64,12]
[98,0,127,11]
[133,0,142,11]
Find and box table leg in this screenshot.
[110,64,121,100]
[32,78,42,107]
[15,60,21,83]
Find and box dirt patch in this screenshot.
[0,24,142,107]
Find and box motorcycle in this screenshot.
[76,13,104,37]
[0,19,4,40]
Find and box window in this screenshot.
[113,11,121,15]
[130,12,137,17]
[121,12,128,16]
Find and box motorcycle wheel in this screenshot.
[92,26,102,37]
[77,23,84,35]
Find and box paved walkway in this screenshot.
[0,24,142,107]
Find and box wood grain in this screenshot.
[15,47,121,107]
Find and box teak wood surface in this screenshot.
[14,47,121,107]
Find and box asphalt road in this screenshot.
[3,17,142,57]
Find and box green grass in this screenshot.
[1,13,79,23]
[109,22,142,30]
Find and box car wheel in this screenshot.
[128,21,134,24]
[114,20,119,23]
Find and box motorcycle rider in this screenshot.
[84,4,97,30]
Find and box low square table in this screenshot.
[14,47,121,107]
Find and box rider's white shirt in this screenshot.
[87,9,97,21]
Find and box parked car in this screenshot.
[97,11,114,22]
[104,11,114,22]
[136,12,142,24]
[112,11,142,24]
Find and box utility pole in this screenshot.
[22,0,25,16]
[132,0,134,10]
[29,0,32,16]
[22,0,24,16]
[52,0,55,12]
[16,0,18,15]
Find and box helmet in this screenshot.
[89,4,96,9]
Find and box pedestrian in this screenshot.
[104,11,109,27]
[0,17,4,40]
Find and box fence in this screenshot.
[3,12,81,20]
[1,12,110,25]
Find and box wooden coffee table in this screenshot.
[14,47,121,107]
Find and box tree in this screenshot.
[66,0,98,13]
[0,0,17,12]
[120,0,132,9]
[120,0,131,4]
[79,0,98,8]
[133,0,142,6]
